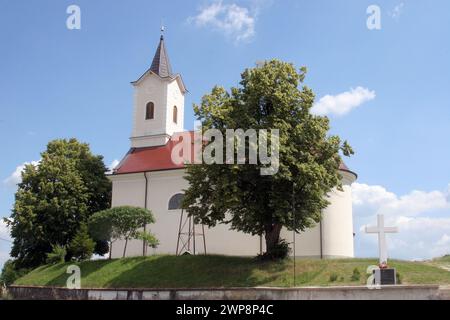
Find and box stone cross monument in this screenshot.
[365,214,398,264]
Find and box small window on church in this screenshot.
[146,102,155,120]
[168,193,184,210]
[173,106,178,124]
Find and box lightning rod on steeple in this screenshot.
[160,21,165,40]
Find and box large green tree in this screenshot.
[5,139,112,268]
[183,60,353,259]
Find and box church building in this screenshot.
[109,34,358,259]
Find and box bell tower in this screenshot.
[130,32,187,148]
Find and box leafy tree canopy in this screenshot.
[5,138,112,268]
[183,60,353,258]
[89,206,157,258]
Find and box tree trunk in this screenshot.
[123,238,128,258]
[109,241,112,260]
[264,223,283,257]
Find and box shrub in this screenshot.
[259,239,292,261]
[351,268,361,281]
[396,272,402,284]
[137,231,160,250]
[94,240,110,256]
[329,273,338,282]
[0,286,13,300]
[0,260,29,286]
[68,224,95,261]
[46,245,67,265]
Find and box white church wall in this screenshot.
[281,225,322,258]
[132,74,169,140]
[280,170,355,259]
[145,170,188,255]
[109,169,355,259]
[321,172,355,258]
[110,173,147,258]
[110,170,262,258]
[203,218,263,257]
[165,79,185,136]
[131,74,186,148]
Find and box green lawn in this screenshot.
[14,255,450,289]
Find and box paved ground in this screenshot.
[439,265,450,272]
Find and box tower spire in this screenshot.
[150,28,172,78]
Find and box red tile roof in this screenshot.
[113,131,356,177]
[114,139,185,175]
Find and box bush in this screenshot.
[94,240,110,256]
[46,245,67,265]
[351,268,361,281]
[329,273,338,282]
[68,224,95,261]
[259,239,292,261]
[396,272,402,284]
[0,260,29,286]
[137,231,160,250]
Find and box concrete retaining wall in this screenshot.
[7,285,449,300]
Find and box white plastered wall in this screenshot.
[131,74,185,148]
[280,170,356,259]
[110,169,355,259]
[109,170,262,258]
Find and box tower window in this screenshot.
[173,106,178,124]
[146,102,155,120]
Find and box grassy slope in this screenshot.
[433,255,450,263]
[15,255,450,289]
[428,255,450,270]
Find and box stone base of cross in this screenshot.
[365,214,398,265]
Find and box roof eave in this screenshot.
[131,71,187,93]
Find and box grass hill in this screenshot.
[14,255,450,289]
[430,255,450,271]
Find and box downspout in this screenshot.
[320,220,324,260]
[143,172,149,256]
[259,235,263,255]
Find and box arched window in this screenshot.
[146,102,155,120]
[168,193,184,210]
[173,106,178,124]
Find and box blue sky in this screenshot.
[1,0,450,266]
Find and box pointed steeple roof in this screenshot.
[150,35,173,78]
[131,33,187,94]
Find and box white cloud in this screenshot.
[3,160,40,187]
[0,220,10,241]
[353,183,450,260]
[312,87,375,116]
[353,183,450,217]
[436,234,450,247]
[188,1,257,42]
[0,220,12,269]
[352,183,397,208]
[107,159,120,174]
[0,251,11,270]
[389,3,405,19]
